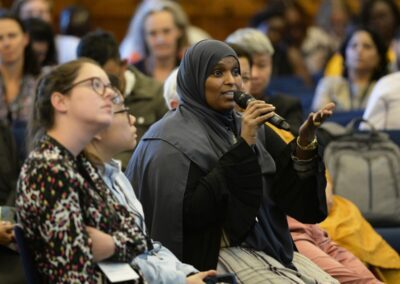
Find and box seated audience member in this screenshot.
[59,4,91,38]
[84,91,216,284]
[325,0,399,76]
[360,0,400,52]
[228,42,382,284]
[77,30,168,169]
[316,0,354,52]
[312,26,388,111]
[0,220,25,284]
[362,71,400,129]
[250,2,333,86]
[120,0,189,82]
[126,39,338,283]
[23,17,58,70]
[12,0,80,64]
[163,68,180,110]
[226,28,304,135]
[249,4,294,78]
[320,175,400,284]
[289,214,383,284]
[0,11,40,124]
[0,118,24,284]
[12,0,51,22]
[120,0,210,64]
[16,58,148,282]
[283,2,334,82]
[0,11,40,161]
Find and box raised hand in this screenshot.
[298,102,336,146]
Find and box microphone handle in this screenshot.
[268,113,291,131]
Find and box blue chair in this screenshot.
[13,224,41,284]
[384,130,400,146]
[375,227,400,253]
[268,75,313,94]
[11,120,28,163]
[326,110,365,126]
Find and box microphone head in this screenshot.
[233,91,254,109]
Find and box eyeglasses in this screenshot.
[61,77,123,105]
[113,107,132,124]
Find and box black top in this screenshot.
[265,92,304,136]
[181,127,327,270]
[0,122,19,206]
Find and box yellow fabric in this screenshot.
[324,53,343,77]
[324,48,396,77]
[296,0,360,21]
[269,123,400,282]
[388,48,396,65]
[320,195,400,283]
[265,122,294,144]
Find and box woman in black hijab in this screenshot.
[126,39,336,283]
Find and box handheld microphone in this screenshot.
[233,91,291,131]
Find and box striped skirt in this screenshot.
[218,247,339,284]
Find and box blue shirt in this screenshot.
[101,160,198,284]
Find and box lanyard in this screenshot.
[348,81,372,109]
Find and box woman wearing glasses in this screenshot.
[16,58,148,283]
[84,94,216,284]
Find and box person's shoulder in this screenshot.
[367,72,400,102]
[127,65,156,85]
[24,139,72,174]
[305,26,333,46]
[316,76,347,91]
[19,152,66,191]
[132,120,185,165]
[127,65,163,97]
[319,76,347,85]
[140,110,177,139]
[375,72,400,88]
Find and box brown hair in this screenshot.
[28,58,98,151]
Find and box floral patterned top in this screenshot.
[0,74,37,124]
[16,135,147,283]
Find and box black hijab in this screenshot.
[147,39,275,173]
[174,39,241,169]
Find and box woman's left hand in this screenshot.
[298,102,335,145]
[86,226,116,262]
